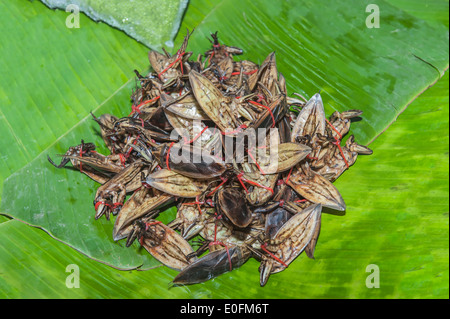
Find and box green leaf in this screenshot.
[40,0,189,50]
[320,72,449,298]
[0,0,151,199]
[0,0,156,269]
[388,0,449,27]
[174,0,448,145]
[0,0,448,297]
[0,220,178,298]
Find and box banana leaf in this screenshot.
[40,0,189,50]
[0,0,448,298]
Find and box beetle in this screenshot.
[214,187,253,228]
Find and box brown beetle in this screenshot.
[126,218,196,271]
[153,142,227,180]
[214,187,252,228]
[172,244,251,285]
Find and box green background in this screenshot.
[0,0,448,298]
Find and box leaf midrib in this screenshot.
[1,77,134,190]
[367,66,448,145]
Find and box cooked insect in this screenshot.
[48,29,372,287]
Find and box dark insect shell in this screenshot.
[215,187,252,228]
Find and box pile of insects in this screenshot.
[48,30,372,286]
